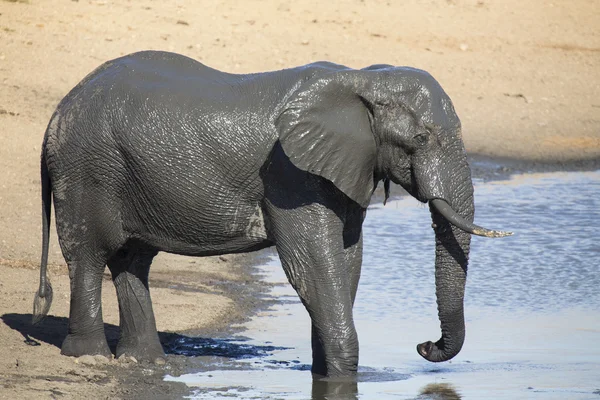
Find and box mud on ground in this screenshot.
[0,0,598,398]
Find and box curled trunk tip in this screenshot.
[417,335,464,363]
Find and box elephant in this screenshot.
[32,50,510,378]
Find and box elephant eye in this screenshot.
[414,133,428,146]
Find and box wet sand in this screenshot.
[0,0,598,398]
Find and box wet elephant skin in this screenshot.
[33,51,477,378]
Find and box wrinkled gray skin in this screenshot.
[33,51,502,378]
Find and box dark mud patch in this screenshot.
[163,335,289,359]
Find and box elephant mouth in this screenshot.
[429,198,513,238]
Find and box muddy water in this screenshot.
[166,171,600,399]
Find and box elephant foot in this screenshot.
[61,332,112,358]
[116,333,165,363]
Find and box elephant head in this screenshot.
[276,65,511,362]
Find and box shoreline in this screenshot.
[467,153,600,179]
[108,250,278,399]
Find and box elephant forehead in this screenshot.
[425,95,460,128]
[389,68,460,128]
[404,84,459,130]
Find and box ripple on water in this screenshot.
[358,170,600,318]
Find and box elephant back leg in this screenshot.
[57,227,113,358]
[60,254,112,358]
[53,172,127,358]
[107,243,164,362]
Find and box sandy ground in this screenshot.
[0,252,269,399]
[0,0,598,398]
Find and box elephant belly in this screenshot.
[127,196,273,257]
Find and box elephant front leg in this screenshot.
[108,247,164,362]
[267,202,361,378]
[284,248,359,378]
[311,233,363,377]
[61,260,112,358]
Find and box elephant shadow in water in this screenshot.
[0,313,288,359]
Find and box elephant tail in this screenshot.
[32,147,53,325]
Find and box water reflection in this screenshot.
[312,379,358,400]
[310,378,461,400]
[415,383,461,400]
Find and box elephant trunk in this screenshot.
[417,167,474,363]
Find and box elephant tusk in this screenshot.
[430,198,513,238]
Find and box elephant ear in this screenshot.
[275,75,377,208]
